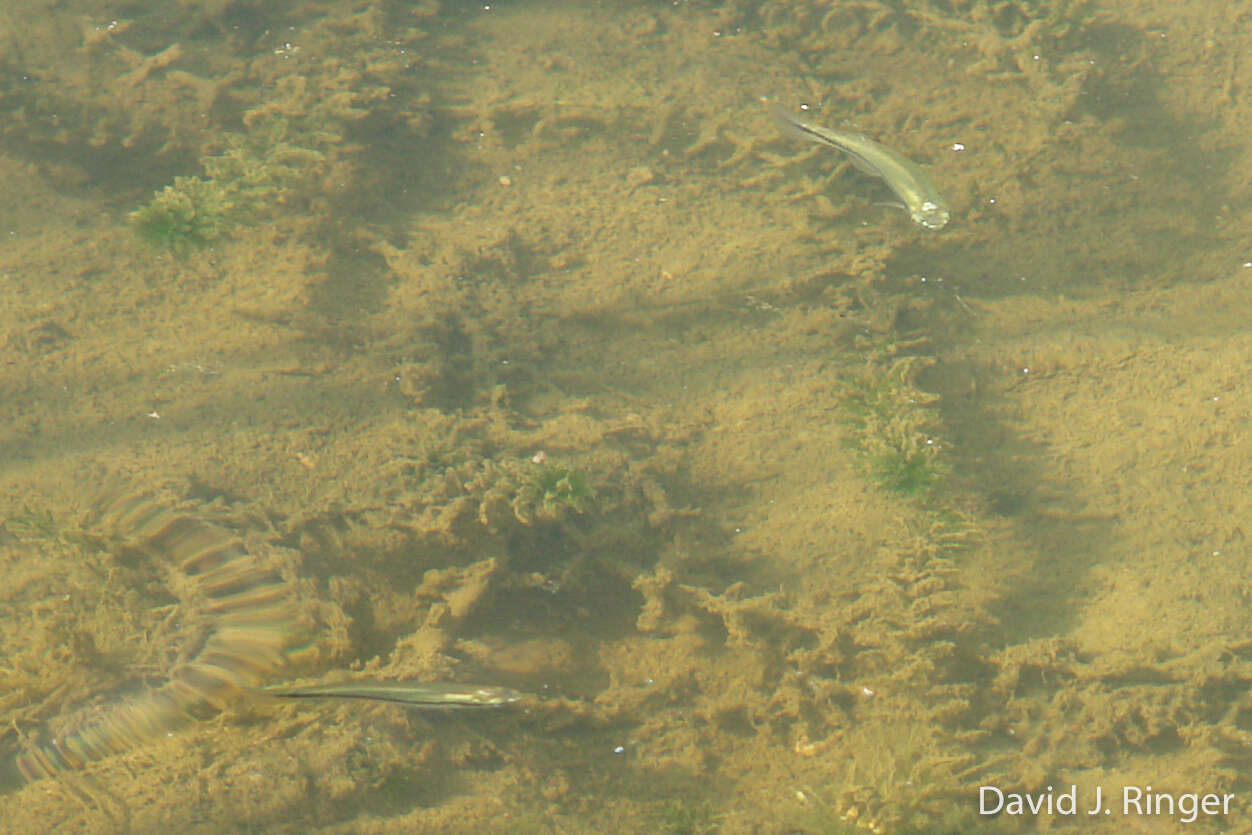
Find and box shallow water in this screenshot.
[1,0,1250,831]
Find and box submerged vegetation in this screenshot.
[837,353,949,499]
[130,175,234,252]
[0,503,63,541]
[122,3,432,255]
[524,463,593,518]
[130,117,326,253]
[651,799,721,835]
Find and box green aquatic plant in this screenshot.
[896,804,994,834]
[131,117,324,253]
[130,175,234,252]
[0,504,62,540]
[527,464,592,516]
[868,442,949,498]
[201,115,326,209]
[651,799,721,835]
[838,356,949,499]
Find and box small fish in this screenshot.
[264,680,526,709]
[771,104,950,230]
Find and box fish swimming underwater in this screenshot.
[771,103,950,230]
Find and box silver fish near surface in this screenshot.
[264,680,526,708]
[771,104,950,230]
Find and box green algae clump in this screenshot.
[130,176,234,253]
[525,464,593,519]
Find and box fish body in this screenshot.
[265,680,525,708]
[772,105,950,230]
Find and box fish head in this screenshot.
[911,199,950,230]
